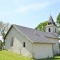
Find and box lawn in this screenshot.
[0,50,33,60]
[0,50,60,60]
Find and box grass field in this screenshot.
[0,50,60,60]
[0,50,33,60]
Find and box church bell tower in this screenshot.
[46,15,57,33]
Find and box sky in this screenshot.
[0,0,60,28]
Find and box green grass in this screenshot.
[0,50,60,60]
[39,56,60,60]
[0,50,33,60]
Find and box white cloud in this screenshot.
[16,2,51,13]
[0,1,51,16]
[1,0,58,16]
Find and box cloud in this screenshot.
[16,2,51,13]
[0,1,51,16]
[1,0,58,16]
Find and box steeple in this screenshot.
[47,15,56,25]
[45,15,57,33]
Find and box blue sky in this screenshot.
[0,0,60,28]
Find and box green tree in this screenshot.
[56,13,60,35]
[35,21,47,31]
[56,13,60,25]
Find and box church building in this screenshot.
[5,15,59,59]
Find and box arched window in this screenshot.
[49,28,51,32]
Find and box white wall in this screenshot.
[47,37,59,55]
[5,27,33,58]
[45,25,59,55]
[32,44,53,59]
[46,25,57,33]
[5,26,54,59]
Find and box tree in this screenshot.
[0,21,10,49]
[56,13,60,25]
[56,13,60,35]
[0,21,10,44]
[1,23,10,38]
[35,21,47,31]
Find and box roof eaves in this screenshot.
[4,25,13,40]
[33,42,55,44]
[45,36,58,39]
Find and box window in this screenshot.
[23,42,25,47]
[11,37,14,46]
[49,28,51,32]
[48,22,52,25]
[55,28,56,32]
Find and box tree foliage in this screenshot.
[56,13,60,35]
[35,21,47,31]
[0,21,10,48]
[0,21,10,38]
[56,13,60,25]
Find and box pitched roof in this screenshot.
[5,24,58,44]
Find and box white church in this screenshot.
[5,15,59,59]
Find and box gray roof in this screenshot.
[11,24,58,44]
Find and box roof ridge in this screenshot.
[13,24,35,30]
